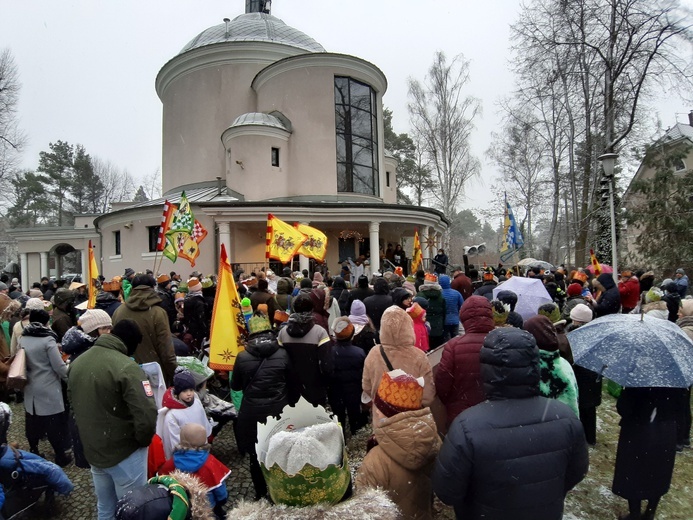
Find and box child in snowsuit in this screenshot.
[407,302,430,352]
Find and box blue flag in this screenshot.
[500,197,524,255]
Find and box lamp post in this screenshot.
[598,152,619,284]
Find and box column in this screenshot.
[298,221,310,274]
[369,221,380,274]
[40,252,49,279]
[436,232,443,251]
[217,221,231,258]
[56,255,63,279]
[81,248,88,279]
[20,253,28,292]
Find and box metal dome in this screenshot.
[179,13,325,55]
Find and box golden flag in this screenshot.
[590,249,602,275]
[209,244,246,371]
[87,240,99,309]
[295,223,328,262]
[411,230,423,273]
[265,213,307,264]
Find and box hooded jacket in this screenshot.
[158,450,230,507]
[94,291,122,316]
[113,285,177,386]
[356,408,441,519]
[439,275,464,326]
[417,282,446,337]
[618,275,640,310]
[594,273,621,317]
[362,307,435,416]
[231,330,293,453]
[277,313,332,406]
[433,327,588,520]
[435,296,495,426]
[184,292,210,346]
[51,289,75,342]
[363,278,393,331]
[451,272,473,300]
[275,277,294,311]
[68,333,157,468]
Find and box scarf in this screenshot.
[22,322,58,341]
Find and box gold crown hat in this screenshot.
[373,369,424,418]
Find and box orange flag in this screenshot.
[87,240,99,309]
[590,249,602,275]
[208,244,246,370]
[411,230,423,272]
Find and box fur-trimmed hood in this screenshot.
[168,470,216,520]
[226,488,401,519]
[379,306,415,348]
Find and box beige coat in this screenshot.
[362,306,435,417]
[356,408,441,520]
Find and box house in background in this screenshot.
[10,1,448,288]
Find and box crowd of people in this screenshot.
[0,257,690,519]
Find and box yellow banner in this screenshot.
[411,230,422,273]
[266,213,306,264]
[295,223,328,262]
[88,240,99,309]
[209,244,245,371]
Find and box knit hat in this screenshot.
[0,283,6,292]
[156,273,170,284]
[373,369,424,418]
[28,289,43,298]
[412,296,429,310]
[187,278,202,293]
[332,317,355,341]
[677,268,686,275]
[25,297,45,311]
[124,267,135,278]
[248,313,271,334]
[491,300,510,326]
[567,283,583,297]
[179,423,209,450]
[680,299,693,317]
[173,368,196,395]
[78,309,112,334]
[496,290,518,312]
[524,315,559,352]
[174,292,186,303]
[407,302,426,321]
[506,311,524,329]
[537,302,565,327]
[570,303,593,324]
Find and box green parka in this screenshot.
[68,333,157,468]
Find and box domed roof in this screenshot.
[230,112,289,130]
[179,13,325,55]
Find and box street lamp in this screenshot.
[598,152,619,284]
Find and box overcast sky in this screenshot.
[1,0,690,217]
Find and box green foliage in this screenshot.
[626,144,693,271]
[450,209,482,240]
[71,144,105,214]
[6,170,52,227]
[36,140,75,225]
[133,185,149,203]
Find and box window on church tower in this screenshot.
[335,77,379,196]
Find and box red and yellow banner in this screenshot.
[411,230,422,273]
[87,240,99,309]
[209,244,245,371]
[265,213,306,264]
[590,249,601,276]
[295,223,328,262]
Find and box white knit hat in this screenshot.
[25,298,45,311]
[187,277,202,293]
[570,303,593,324]
[78,309,112,334]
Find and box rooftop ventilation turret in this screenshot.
[245,0,271,14]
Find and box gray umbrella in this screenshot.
[567,313,693,388]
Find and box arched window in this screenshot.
[673,156,686,171]
[334,77,379,196]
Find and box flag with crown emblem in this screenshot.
[411,230,423,273]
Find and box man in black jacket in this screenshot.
[347,275,374,314]
[363,277,392,331]
[433,327,588,520]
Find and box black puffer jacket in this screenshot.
[363,278,392,331]
[231,330,293,453]
[594,273,621,317]
[183,293,209,346]
[433,327,589,520]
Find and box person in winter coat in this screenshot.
[158,423,231,516]
[612,387,680,520]
[432,327,589,520]
[618,271,640,314]
[69,319,158,520]
[391,287,413,310]
[417,275,446,348]
[95,289,122,317]
[349,299,378,354]
[249,278,279,327]
[562,282,591,324]
[592,272,621,317]
[435,296,495,427]
[113,274,177,386]
[537,302,574,364]
[674,267,689,298]
[357,371,441,519]
[363,277,393,331]
[20,309,72,466]
[277,293,333,407]
[182,277,210,349]
[392,244,408,276]
[51,287,76,342]
[155,274,177,329]
[330,276,350,316]
[676,300,693,450]
[61,308,112,362]
[362,306,435,425]
[156,368,213,459]
[328,318,367,435]
[472,270,498,301]
[274,276,294,313]
[451,268,473,301]
[347,275,375,314]
[438,275,464,340]
[232,313,293,499]
[432,249,448,276]
[308,287,331,332]
[661,280,682,323]
[567,304,602,445]
[407,302,429,353]
[524,315,579,417]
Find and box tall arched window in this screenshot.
[335,77,379,196]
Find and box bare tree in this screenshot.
[0,48,26,208]
[407,52,482,224]
[92,156,135,212]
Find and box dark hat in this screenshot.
[567,283,583,297]
[282,267,292,277]
[524,315,559,351]
[300,278,313,289]
[173,368,196,395]
[111,319,143,356]
[391,287,412,307]
[124,267,135,278]
[29,309,50,325]
[506,311,524,329]
[358,275,369,288]
[496,290,518,312]
[293,293,313,313]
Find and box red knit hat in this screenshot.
[567,283,583,297]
